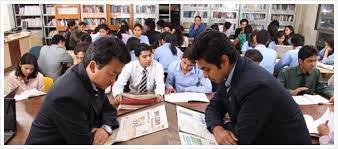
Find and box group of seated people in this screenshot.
[5,17,334,145]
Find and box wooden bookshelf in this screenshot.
[107,4,133,31]
[55,4,81,31]
[81,4,107,30]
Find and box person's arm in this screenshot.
[6,72,19,92]
[184,69,212,93]
[57,48,73,63]
[154,63,165,96]
[188,24,198,38]
[112,63,132,97]
[37,73,45,92]
[315,70,334,98]
[141,36,150,45]
[318,48,325,61]
[165,63,175,89]
[319,131,334,145]
[322,54,334,65]
[274,52,291,73]
[241,41,249,53]
[101,94,119,130]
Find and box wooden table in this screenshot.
[8,95,332,145]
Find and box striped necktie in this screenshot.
[139,69,148,93]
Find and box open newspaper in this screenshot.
[165,92,209,103]
[303,108,332,137]
[104,104,168,144]
[14,88,46,101]
[176,106,217,145]
[179,132,216,145]
[292,94,330,105]
[118,93,158,110]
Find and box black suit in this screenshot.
[26,63,119,144]
[205,57,311,144]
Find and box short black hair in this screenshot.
[224,22,232,30]
[163,22,173,31]
[325,37,334,49]
[126,37,140,52]
[117,25,130,39]
[74,42,90,55]
[269,20,280,29]
[97,24,110,32]
[275,31,285,40]
[67,20,76,29]
[144,18,156,30]
[298,45,318,61]
[135,43,152,57]
[256,29,271,45]
[240,19,249,25]
[134,23,143,30]
[51,34,66,45]
[157,20,165,27]
[210,24,219,30]
[291,34,305,47]
[83,37,131,69]
[191,30,239,68]
[245,49,263,63]
[16,53,39,79]
[195,16,202,20]
[121,20,128,25]
[268,24,278,41]
[160,32,178,55]
[80,34,92,44]
[79,22,86,26]
[100,18,106,23]
[182,47,195,63]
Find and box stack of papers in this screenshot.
[292,94,330,105]
[165,92,209,103]
[14,88,46,101]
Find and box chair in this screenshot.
[43,77,54,92]
[29,46,42,59]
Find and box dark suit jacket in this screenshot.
[144,30,161,49]
[205,57,312,145]
[25,63,119,144]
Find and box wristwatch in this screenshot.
[101,125,113,135]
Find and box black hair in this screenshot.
[157,20,165,27]
[15,53,39,79]
[126,37,140,52]
[325,37,334,49]
[67,20,76,29]
[51,34,66,45]
[83,37,131,68]
[240,19,249,25]
[290,34,305,47]
[245,49,263,63]
[74,42,90,55]
[191,30,239,68]
[224,22,232,30]
[121,20,128,25]
[210,24,219,30]
[79,22,86,26]
[80,34,92,44]
[144,18,156,31]
[248,30,259,47]
[275,31,285,43]
[268,24,278,41]
[97,24,110,32]
[100,18,106,23]
[174,25,184,46]
[135,43,152,57]
[269,20,280,29]
[163,22,173,31]
[160,32,178,56]
[256,29,271,45]
[117,25,130,39]
[298,45,318,61]
[284,25,294,36]
[182,47,195,63]
[195,16,202,20]
[134,23,143,30]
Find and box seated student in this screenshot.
[189,16,206,38]
[126,37,140,61]
[268,31,285,49]
[63,20,76,50]
[154,32,183,73]
[318,37,334,65]
[73,42,90,64]
[117,25,132,45]
[165,49,212,94]
[254,30,277,74]
[244,49,263,65]
[80,33,92,45]
[25,37,131,145]
[163,22,174,33]
[277,45,333,101]
[133,23,150,45]
[223,21,232,38]
[173,25,189,48]
[112,43,165,105]
[274,34,304,73]
[38,35,73,81]
[121,20,133,35]
[69,22,87,50]
[241,30,258,53]
[7,53,44,94]
[143,18,161,49]
[156,19,165,33]
[91,24,110,42]
[284,25,294,45]
[100,18,106,25]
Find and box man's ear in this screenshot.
[220,55,230,67]
[88,61,97,74]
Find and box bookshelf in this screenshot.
[180,4,210,32]
[269,4,297,29]
[81,4,107,30]
[13,4,43,29]
[170,4,180,26]
[55,4,81,31]
[133,4,159,26]
[107,4,133,31]
[315,4,334,49]
[209,4,239,32]
[159,4,170,23]
[239,4,269,30]
[42,4,57,45]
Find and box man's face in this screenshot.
[180,58,195,72]
[89,58,124,89]
[138,50,153,68]
[78,25,85,32]
[99,29,108,37]
[299,55,317,73]
[100,19,106,24]
[196,55,232,84]
[76,51,85,63]
[194,18,201,26]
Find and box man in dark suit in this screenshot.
[143,18,161,49]
[25,37,131,144]
[190,30,311,145]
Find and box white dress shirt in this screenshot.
[112,60,165,97]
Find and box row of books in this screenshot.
[82,5,104,13]
[210,4,239,10]
[18,6,41,15]
[242,4,267,10]
[212,11,237,20]
[271,14,294,22]
[111,18,130,25]
[135,5,157,14]
[183,11,208,19]
[20,18,42,27]
[242,13,267,20]
[271,4,296,11]
[57,7,78,14]
[110,5,130,13]
[58,19,79,27]
[83,18,101,26]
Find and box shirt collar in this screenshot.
[294,46,302,51]
[224,62,237,88]
[137,60,152,72]
[90,81,98,92]
[296,66,312,76]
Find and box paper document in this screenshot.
[176,106,216,142]
[14,88,46,101]
[292,94,329,105]
[179,132,216,145]
[105,104,168,144]
[303,108,332,137]
[317,62,334,71]
[165,92,209,103]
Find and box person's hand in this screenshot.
[194,24,199,30]
[329,97,334,104]
[156,94,163,102]
[113,94,122,105]
[317,120,330,136]
[290,87,309,96]
[166,88,176,94]
[212,125,238,145]
[92,128,109,145]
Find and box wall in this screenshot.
[4,4,15,32]
[294,4,319,46]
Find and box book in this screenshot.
[14,88,46,101]
[292,94,330,105]
[118,93,158,110]
[164,92,209,103]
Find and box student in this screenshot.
[63,20,76,50]
[188,16,206,38]
[121,20,133,35]
[117,25,132,45]
[269,20,280,29]
[190,30,311,145]
[274,34,304,73]
[100,18,106,24]
[278,45,333,100]
[80,33,92,45]
[284,25,294,45]
[268,31,285,49]
[91,24,110,42]
[234,25,252,52]
[254,29,277,74]
[318,37,334,65]
[112,43,165,104]
[173,25,189,48]
[268,24,278,42]
[126,37,140,61]
[7,53,44,94]
[234,19,249,39]
[241,30,258,53]
[133,23,150,45]
[154,32,183,73]
[244,49,263,65]
[69,22,87,50]
[223,21,232,38]
[210,24,219,31]
[163,22,174,33]
[156,19,165,33]
[143,18,161,49]
[73,42,90,64]
[38,35,73,81]
[165,49,212,94]
[26,37,131,144]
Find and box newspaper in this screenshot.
[176,106,216,142]
[104,104,168,144]
[292,94,330,105]
[165,92,209,103]
[179,132,216,145]
[14,88,46,101]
